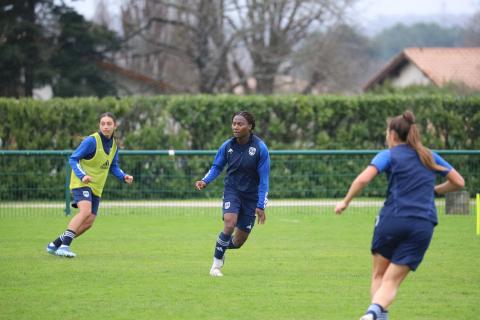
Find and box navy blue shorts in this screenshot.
[371,215,434,271]
[71,187,101,215]
[222,190,258,233]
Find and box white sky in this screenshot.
[357,0,478,18]
[64,0,479,32]
[65,0,479,19]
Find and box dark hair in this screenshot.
[99,112,116,124]
[388,110,445,171]
[232,111,255,131]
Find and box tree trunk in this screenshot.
[23,0,36,97]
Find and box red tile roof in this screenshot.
[364,47,480,91]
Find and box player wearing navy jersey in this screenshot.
[335,111,464,320]
[195,111,270,277]
[46,112,134,258]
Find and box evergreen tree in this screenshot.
[0,1,121,98]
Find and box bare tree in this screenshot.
[226,0,356,94]
[119,1,172,86]
[114,0,358,94]
[293,24,377,93]
[464,10,480,46]
[119,0,233,93]
[93,0,111,27]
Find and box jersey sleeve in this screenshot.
[370,149,391,173]
[202,141,229,184]
[109,148,127,182]
[69,136,96,180]
[256,141,270,209]
[432,152,453,177]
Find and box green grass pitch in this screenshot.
[0,207,479,319]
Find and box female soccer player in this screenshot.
[335,111,464,320]
[46,112,134,258]
[195,111,270,277]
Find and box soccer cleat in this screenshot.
[209,256,225,277]
[46,242,58,255]
[55,245,76,258]
[359,314,374,320]
[209,267,223,277]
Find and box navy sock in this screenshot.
[61,229,76,246]
[365,304,385,320]
[214,232,231,259]
[53,235,64,247]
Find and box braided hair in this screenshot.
[232,111,255,131]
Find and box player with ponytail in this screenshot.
[335,110,464,320]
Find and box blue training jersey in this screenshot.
[202,134,270,209]
[69,131,126,182]
[370,144,453,225]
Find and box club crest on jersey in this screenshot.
[83,191,90,198]
[224,201,231,209]
[248,147,256,156]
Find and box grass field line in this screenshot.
[0,199,468,209]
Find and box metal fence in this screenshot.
[0,150,478,216]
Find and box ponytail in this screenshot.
[390,110,446,171]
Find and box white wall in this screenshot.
[391,62,432,87]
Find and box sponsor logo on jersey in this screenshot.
[100,160,110,169]
[248,147,256,156]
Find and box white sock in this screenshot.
[213,257,223,268]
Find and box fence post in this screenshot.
[445,190,470,215]
[64,155,71,216]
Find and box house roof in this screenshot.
[364,47,480,91]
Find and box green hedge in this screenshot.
[1,95,480,150]
[1,95,479,201]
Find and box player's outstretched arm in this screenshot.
[335,165,378,214]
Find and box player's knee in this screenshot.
[223,220,236,233]
[76,211,90,222]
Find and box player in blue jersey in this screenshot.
[195,111,270,277]
[46,112,134,258]
[335,111,464,320]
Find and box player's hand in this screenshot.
[124,175,134,184]
[195,180,206,190]
[335,200,348,215]
[82,175,92,183]
[256,208,266,224]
